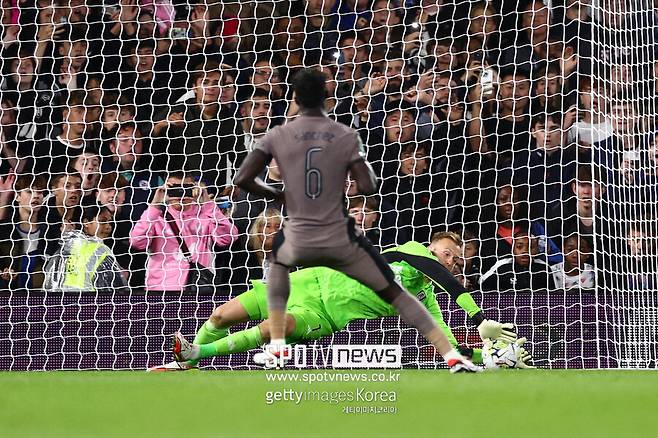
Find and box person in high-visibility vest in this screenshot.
[44,206,128,292]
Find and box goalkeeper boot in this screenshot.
[252,342,291,369]
[448,356,482,374]
[172,332,200,362]
[146,361,198,372]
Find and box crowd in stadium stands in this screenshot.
[0,0,655,292]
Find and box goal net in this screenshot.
[0,0,655,370]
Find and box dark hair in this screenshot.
[575,165,594,185]
[117,120,138,135]
[347,195,379,211]
[98,172,129,190]
[384,99,416,117]
[292,68,327,109]
[512,227,530,239]
[137,39,156,52]
[400,141,429,157]
[531,112,561,128]
[460,227,478,245]
[338,30,361,46]
[118,97,137,117]
[191,60,224,85]
[563,232,581,248]
[82,205,110,223]
[166,171,196,182]
[15,175,47,192]
[50,172,83,189]
[67,90,87,108]
[499,66,530,81]
[241,87,271,103]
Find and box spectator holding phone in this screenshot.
[129,172,238,292]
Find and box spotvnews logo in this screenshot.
[260,345,402,369]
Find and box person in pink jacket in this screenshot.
[130,173,238,291]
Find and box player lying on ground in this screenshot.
[153,241,526,371]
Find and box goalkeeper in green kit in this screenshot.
[151,239,520,371]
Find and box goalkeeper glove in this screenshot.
[514,337,536,369]
[477,319,517,343]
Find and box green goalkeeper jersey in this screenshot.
[311,241,482,330]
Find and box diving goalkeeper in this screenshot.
[152,241,518,371]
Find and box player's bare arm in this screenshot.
[234,149,284,203]
[348,159,378,196]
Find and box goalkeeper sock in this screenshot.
[471,348,483,365]
[198,326,263,359]
[186,321,229,366]
[193,320,229,345]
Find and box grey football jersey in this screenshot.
[255,115,364,246]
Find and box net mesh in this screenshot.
[0,0,656,370]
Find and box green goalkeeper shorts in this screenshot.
[237,273,335,342]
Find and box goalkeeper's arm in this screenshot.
[383,251,516,342]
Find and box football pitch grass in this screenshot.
[2,370,657,438]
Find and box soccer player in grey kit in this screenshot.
[196,69,510,372]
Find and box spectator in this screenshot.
[568,77,614,147]
[336,31,369,91]
[406,70,459,140]
[381,142,433,244]
[514,113,571,216]
[347,195,395,249]
[336,0,371,32]
[480,230,555,291]
[531,62,565,115]
[129,172,238,292]
[479,184,527,272]
[239,88,272,152]
[71,150,101,205]
[94,171,144,285]
[43,205,128,292]
[426,35,462,74]
[273,15,308,70]
[99,95,120,142]
[152,61,245,192]
[103,121,159,223]
[609,98,640,151]
[500,0,551,75]
[247,207,283,280]
[467,1,502,66]
[468,67,532,168]
[51,30,89,95]
[0,171,15,222]
[303,0,340,56]
[121,39,173,126]
[44,171,83,256]
[0,95,26,174]
[0,174,48,290]
[624,221,657,290]
[551,233,595,290]
[460,228,482,288]
[34,90,99,177]
[367,100,417,180]
[2,44,53,151]
[247,56,286,115]
[366,0,404,60]
[548,165,607,250]
[427,84,470,226]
